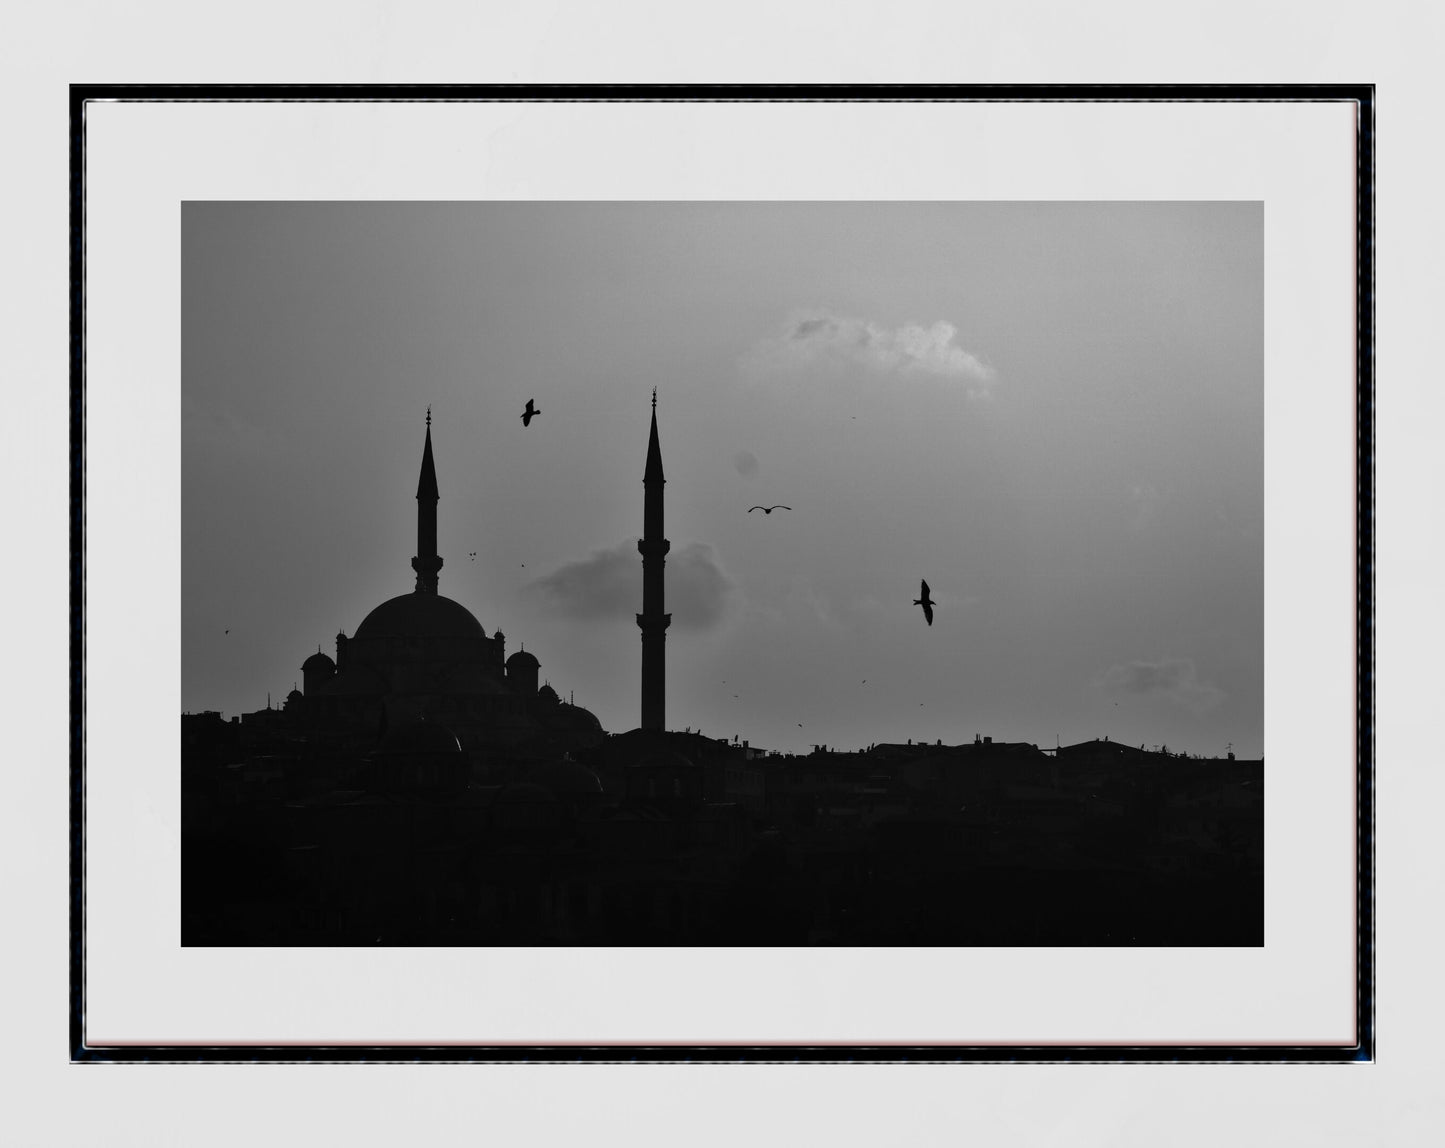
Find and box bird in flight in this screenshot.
[469,551,477,561]
[914,579,935,626]
[748,504,791,515]
[521,398,540,427]
[224,629,230,635]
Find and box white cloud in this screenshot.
[746,310,996,397]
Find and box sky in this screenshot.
[182,201,1262,757]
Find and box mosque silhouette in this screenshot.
[292,406,604,770]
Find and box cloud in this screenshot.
[733,450,759,477]
[529,540,734,630]
[746,310,996,396]
[1099,658,1226,713]
[667,543,736,629]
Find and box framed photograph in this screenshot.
[73,85,1371,1061]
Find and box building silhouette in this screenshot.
[636,389,670,731]
[295,411,600,758]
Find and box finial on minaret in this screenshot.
[426,405,432,428]
[652,387,657,411]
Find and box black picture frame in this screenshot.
[70,83,1374,1064]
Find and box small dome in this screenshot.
[555,703,602,732]
[354,593,486,640]
[506,649,540,669]
[302,651,335,672]
[537,683,560,705]
[286,689,304,704]
[313,664,388,696]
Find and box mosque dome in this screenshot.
[536,683,560,706]
[506,649,540,670]
[555,703,603,732]
[301,651,335,673]
[353,593,486,641]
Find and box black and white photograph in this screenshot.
[181,200,1265,948]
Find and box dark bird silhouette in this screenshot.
[748,504,792,515]
[521,398,540,427]
[913,579,935,626]
[224,629,230,635]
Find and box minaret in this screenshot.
[636,388,671,731]
[411,407,443,594]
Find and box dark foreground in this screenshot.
[183,716,1262,947]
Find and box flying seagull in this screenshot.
[521,398,540,427]
[913,579,935,626]
[748,505,792,515]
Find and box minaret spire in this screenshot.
[637,391,671,731]
[412,410,443,594]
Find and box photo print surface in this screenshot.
[182,201,1263,947]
